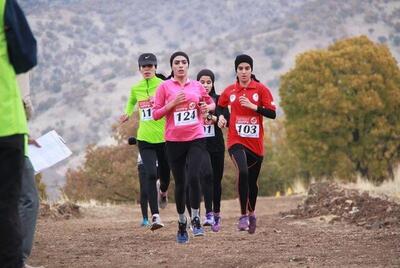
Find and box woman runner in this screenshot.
[153,51,215,243]
[119,53,170,231]
[196,69,229,232]
[217,54,276,234]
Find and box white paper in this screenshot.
[28,130,72,173]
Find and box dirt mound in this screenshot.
[39,201,81,220]
[281,182,400,229]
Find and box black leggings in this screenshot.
[137,163,148,219]
[228,144,263,215]
[166,138,210,214]
[138,141,170,215]
[185,151,214,216]
[209,151,225,214]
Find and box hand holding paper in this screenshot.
[28,130,72,173]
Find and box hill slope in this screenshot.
[19,0,400,195]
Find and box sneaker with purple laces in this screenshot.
[248,215,256,234]
[203,212,214,226]
[237,215,249,231]
[211,215,221,232]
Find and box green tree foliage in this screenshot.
[280,36,400,184]
[259,118,302,196]
[64,118,140,203]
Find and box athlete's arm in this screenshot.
[257,84,277,119]
[120,86,138,123]
[256,106,276,119]
[124,86,137,116]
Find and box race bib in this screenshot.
[203,123,215,137]
[235,116,259,138]
[173,102,198,126]
[138,100,153,121]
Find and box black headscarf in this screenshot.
[234,54,260,82]
[196,69,216,97]
[235,54,253,71]
[168,51,190,78]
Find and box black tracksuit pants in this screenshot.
[228,144,263,215]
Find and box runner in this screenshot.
[197,69,229,232]
[136,153,150,227]
[119,53,170,231]
[153,51,215,243]
[217,54,276,234]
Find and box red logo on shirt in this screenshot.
[189,102,196,110]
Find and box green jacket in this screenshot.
[0,0,28,138]
[124,76,165,143]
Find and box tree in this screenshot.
[64,117,140,203]
[259,118,302,196]
[280,36,400,183]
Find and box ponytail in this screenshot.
[155,73,167,80]
[251,74,260,82]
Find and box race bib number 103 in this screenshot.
[235,116,259,138]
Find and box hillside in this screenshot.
[19,0,400,197]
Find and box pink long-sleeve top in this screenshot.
[153,78,214,142]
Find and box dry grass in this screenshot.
[346,165,400,201]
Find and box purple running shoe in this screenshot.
[237,215,249,231]
[248,215,256,234]
[211,215,221,232]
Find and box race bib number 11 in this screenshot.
[139,100,153,121]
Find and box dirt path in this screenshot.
[30,196,400,267]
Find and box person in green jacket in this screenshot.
[0,0,28,266]
[119,53,170,231]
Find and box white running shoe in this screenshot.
[150,214,164,231]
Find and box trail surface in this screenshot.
[30,195,400,267]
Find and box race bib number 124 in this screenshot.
[174,109,197,126]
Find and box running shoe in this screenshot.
[248,215,256,234]
[140,218,150,227]
[211,215,221,232]
[158,191,168,209]
[203,212,215,226]
[176,221,189,244]
[237,215,249,231]
[150,214,164,231]
[191,216,204,236]
[157,180,168,209]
